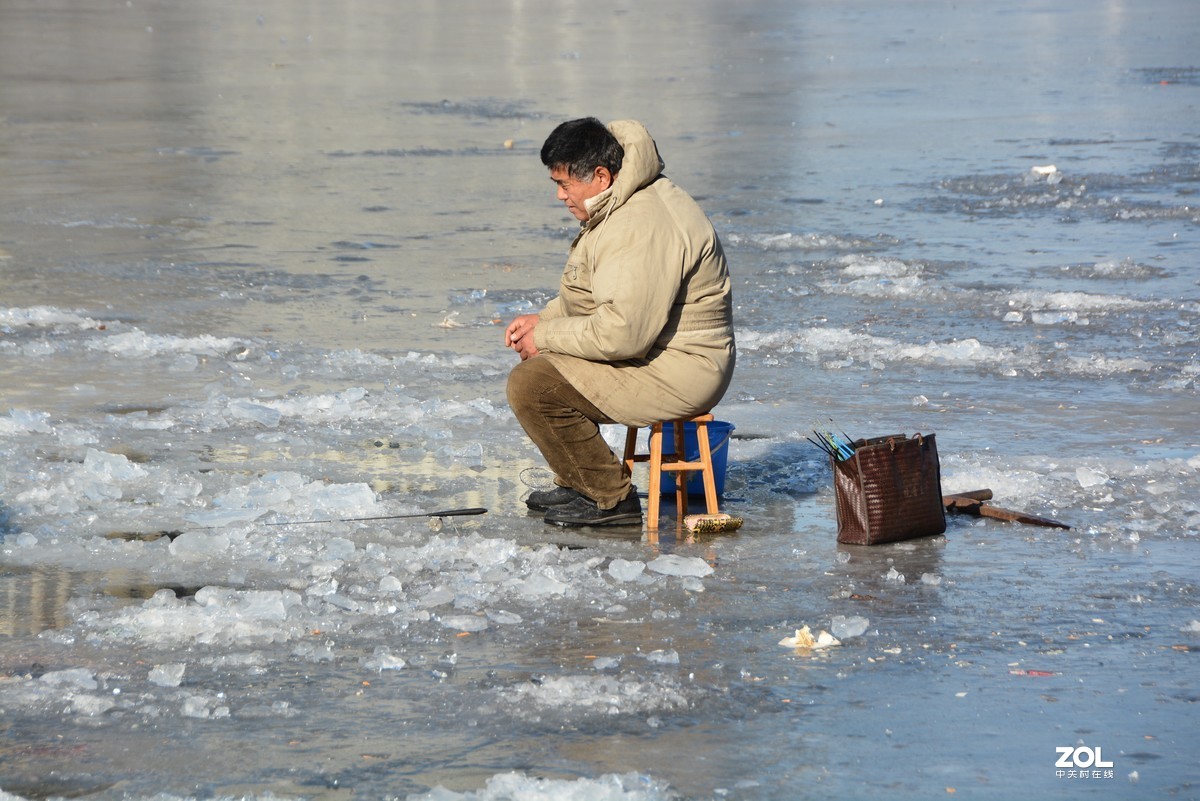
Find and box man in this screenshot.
[505,118,735,527]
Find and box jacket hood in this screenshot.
[582,120,664,223]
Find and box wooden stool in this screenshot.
[622,414,720,531]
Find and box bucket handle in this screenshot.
[709,430,732,455]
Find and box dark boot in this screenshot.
[544,489,642,527]
[525,485,586,511]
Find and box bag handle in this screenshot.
[887,432,926,451]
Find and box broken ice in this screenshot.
[609,558,646,582]
[1076,466,1110,488]
[148,663,186,688]
[830,615,870,639]
[646,555,713,578]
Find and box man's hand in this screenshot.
[504,313,541,360]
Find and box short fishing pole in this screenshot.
[805,434,840,459]
[829,418,858,450]
[264,507,488,526]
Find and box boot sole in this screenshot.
[545,512,642,527]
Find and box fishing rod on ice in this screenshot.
[263,507,488,526]
[112,506,489,542]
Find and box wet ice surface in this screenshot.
[2,0,1199,799]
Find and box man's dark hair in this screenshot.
[540,117,624,180]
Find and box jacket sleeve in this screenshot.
[534,226,683,361]
[538,295,565,322]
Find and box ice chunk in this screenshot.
[441,614,488,632]
[149,663,186,687]
[438,441,485,472]
[186,472,380,528]
[378,575,403,593]
[830,615,870,639]
[57,425,100,446]
[79,448,147,501]
[39,668,98,691]
[501,674,689,716]
[183,506,265,528]
[228,399,282,428]
[519,570,569,597]
[362,647,407,671]
[322,537,356,561]
[323,593,361,612]
[1181,620,1200,634]
[608,558,646,582]
[99,588,298,647]
[1076,466,1109,487]
[921,572,943,586]
[296,480,380,517]
[169,529,232,558]
[70,695,117,716]
[646,555,713,578]
[182,695,212,718]
[1,408,53,434]
[405,771,674,800]
[195,587,291,618]
[1031,310,1080,325]
[419,586,456,607]
[644,649,680,664]
[159,472,203,503]
[83,448,148,484]
[885,567,906,583]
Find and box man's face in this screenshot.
[549,166,611,222]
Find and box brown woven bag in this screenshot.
[832,433,946,545]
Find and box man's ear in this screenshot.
[594,166,614,190]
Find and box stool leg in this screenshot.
[674,420,688,524]
[695,420,720,514]
[622,426,638,478]
[647,423,663,531]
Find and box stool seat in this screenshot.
[623,414,720,531]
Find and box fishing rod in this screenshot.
[108,506,489,542]
[263,507,488,526]
[829,417,857,450]
[805,434,841,459]
[808,418,858,462]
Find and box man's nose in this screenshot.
[557,186,568,201]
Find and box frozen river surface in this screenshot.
[1,1,1198,799]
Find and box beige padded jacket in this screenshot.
[533,119,735,427]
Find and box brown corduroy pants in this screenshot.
[506,357,632,509]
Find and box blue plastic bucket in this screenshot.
[659,420,734,496]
